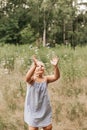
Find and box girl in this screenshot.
[24,56,60,130]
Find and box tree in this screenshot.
[0,0,87,46]
[20,24,35,44]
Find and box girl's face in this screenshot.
[35,62,45,76]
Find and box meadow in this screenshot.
[0,44,87,130]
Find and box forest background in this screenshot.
[0,0,87,47]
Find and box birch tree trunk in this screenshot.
[43,10,46,47]
[63,19,66,44]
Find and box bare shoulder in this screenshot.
[26,76,35,84]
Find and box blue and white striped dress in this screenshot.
[24,81,52,128]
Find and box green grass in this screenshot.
[0,44,87,77]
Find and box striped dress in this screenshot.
[24,81,52,128]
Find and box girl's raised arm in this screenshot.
[25,56,38,83]
[46,57,60,83]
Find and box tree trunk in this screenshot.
[43,10,46,47]
[63,19,66,44]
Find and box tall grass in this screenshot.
[0,44,87,130]
[0,44,87,77]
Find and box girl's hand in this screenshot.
[50,56,59,66]
[32,56,38,66]
[32,56,44,67]
[32,55,40,67]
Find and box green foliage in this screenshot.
[20,24,36,44]
[0,0,87,46]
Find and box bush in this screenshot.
[20,24,36,44]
